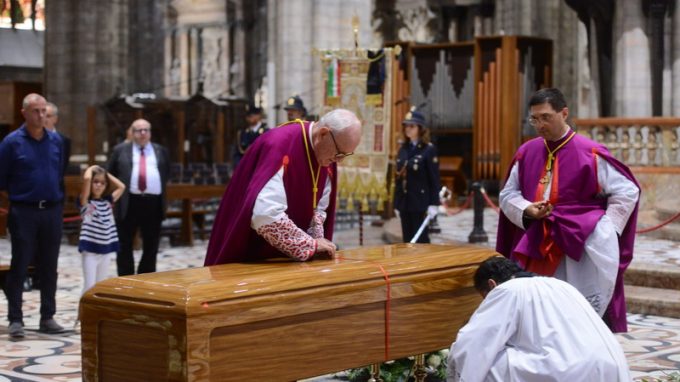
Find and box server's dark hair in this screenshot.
[529,88,568,111]
[473,256,524,294]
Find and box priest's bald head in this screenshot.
[312,109,362,167]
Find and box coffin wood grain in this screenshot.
[80,243,496,381]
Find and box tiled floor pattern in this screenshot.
[0,209,678,381]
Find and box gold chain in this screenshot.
[300,121,321,209]
[543,131,576,172]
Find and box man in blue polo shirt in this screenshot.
[0,93,65,338]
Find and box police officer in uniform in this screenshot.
[233,104,268,168]
[284,95,307,121]
[394,107,441,243]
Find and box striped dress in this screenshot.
[78,196,119,254]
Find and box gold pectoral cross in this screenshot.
[539,173,551,184]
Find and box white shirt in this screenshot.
[251,122,332,230]
[499,155,639,315]
[448,277,631,382]
[249,121,263,133]
[130,143,162,195]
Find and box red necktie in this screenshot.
[138,146,147,192]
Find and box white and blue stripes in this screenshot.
[78,197,119,254]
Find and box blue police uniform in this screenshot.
[394,107,441,243]
[394,141,441,243]
[233,123,269,168]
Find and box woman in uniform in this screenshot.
[394,108,441,243]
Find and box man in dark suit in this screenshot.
[45,102,71,182]
[107,119,170,275]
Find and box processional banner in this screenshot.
[320,48,393,213]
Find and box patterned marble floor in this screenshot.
[0,210,678,381]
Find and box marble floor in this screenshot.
[0,209,678,381]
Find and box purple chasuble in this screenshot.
[204,121,337,264]
[496,131,639,332]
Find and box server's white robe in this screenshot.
[447,277,630,382]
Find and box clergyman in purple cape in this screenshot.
[205,109,362,264]
[496,88,640,333]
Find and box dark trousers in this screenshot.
[400,211,430,244]
[5,204,62,323]
[117,194,163,276]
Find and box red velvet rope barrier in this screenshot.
[636,210,680,234]
[474,187,680,235]
[442,191,473,216]
[479,188,500,213]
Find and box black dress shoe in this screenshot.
[8,322,24,338]
[38,319,65,334]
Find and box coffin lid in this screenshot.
[83,243,496,316]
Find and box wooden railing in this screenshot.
[573,117,680,168]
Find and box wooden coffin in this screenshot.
[80,243,496,381]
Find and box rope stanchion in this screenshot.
[63,215,82,223]
[443,191,473,216]
[479,188,500,213]
[636,210,680,234]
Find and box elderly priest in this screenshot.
[205,109,362,264]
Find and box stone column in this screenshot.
[672,0,680,115]
[551,1,579,116]
[277,0,314,122]
[575,19,600,118]
[613,1,652,116]
[44,0,129,156]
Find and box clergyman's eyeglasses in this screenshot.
[328,130,354,160]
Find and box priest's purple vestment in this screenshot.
[496,132,639,332]
[205,121,337,264]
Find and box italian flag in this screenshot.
[327,58,341,98]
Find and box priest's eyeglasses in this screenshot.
[527,112,557,127]
[329,130,354,160]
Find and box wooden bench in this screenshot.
[62,177,226,246]
[80,243,494,381]
[439,156,467,201]
[165,184,225,246]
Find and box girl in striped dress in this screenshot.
[78,165,125,294]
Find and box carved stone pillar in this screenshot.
[671,1,680,115]
[44,0,130,156]
[643,0,674,116]
[613,1,652,116]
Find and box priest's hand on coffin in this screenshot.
[524,200,553,220]
[315,238,337,259]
